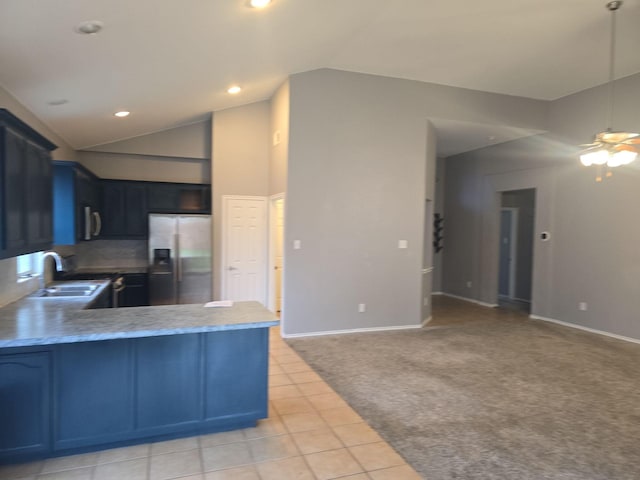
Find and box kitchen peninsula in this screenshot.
[0,295,278,464]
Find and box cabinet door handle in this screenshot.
[92,212,102,237]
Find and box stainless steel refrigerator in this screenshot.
[148,214,212,305]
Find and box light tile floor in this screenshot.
[0,327,422,480]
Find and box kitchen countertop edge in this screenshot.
[0,319,280,348]
[0,300,279,349]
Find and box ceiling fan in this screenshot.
[579,131,640,168]
[578,1,640,177]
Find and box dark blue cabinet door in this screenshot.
[2,127,27,252]
[136,334,201,431]
[204,329,268,422]
[0,352,51,460]
[25,141,53,248]
[55,340,134,449]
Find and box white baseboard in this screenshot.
[422,316,433,327]
[513,296,531,303]
[529,314,640,346]
[441,293,498,308]
[282,323,423,339]
[431,291,444,295]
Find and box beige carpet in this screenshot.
[288,296,640,479]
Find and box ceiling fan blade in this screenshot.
[601,132,640,143]
[612,145,640,155]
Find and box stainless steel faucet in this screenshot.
[40,251,65,289]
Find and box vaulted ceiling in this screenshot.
[1,0,639,154]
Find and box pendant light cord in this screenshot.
[606,1,620,132]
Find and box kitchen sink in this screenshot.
[30,282,101,298]
[51,284,99,292]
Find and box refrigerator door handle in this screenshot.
[84,206,91,240]
[175,233,182,282]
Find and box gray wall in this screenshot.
[442,71,640,340]
[77,119,211,183]
[421,122,438,323]
[270,80,289,196]
[282,68,549,336]
[442,136,561,316]
[85,121,211,159]
[432,157,446,293]
[77,151,210,184]
[211,101,271,300]
[284,69,431,335]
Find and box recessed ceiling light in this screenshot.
[227,86,242,94]
[249,0,272,8]
[75,20,104,35]
[114,111,130,118]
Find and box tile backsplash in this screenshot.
[70,239,148,269]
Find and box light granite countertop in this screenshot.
[0,288,279,348]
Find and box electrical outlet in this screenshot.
[579,302,588,311]
[358,303,366,313]
[293,240,301,250]
[423,297,429,306]
[466,281,472,288]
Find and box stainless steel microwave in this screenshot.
[83,206,102,240]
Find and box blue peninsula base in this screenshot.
[0,327,270,464]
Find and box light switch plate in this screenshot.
[293,240,301,250]
[398,240,408,249]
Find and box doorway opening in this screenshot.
[498,189,535,313]
[268,194,285,317]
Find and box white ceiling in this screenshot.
[1,0,639,155]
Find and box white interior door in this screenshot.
[222,196,268,304]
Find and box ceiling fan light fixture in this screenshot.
[580,150,608,167]
[611,149,637,166]
[578,1,640,173]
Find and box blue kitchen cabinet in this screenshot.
[0,326,271,464]
[52,161,101,245]
[147,182,211,214]
[0,109,56,258]
[135,334,201,432]
[100,180,148,239]
[0,351,51,461]
[204,329,268,425]
[54,340,134,450]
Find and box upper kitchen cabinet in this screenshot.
[147,182,211,214]
[0,109,56,259]
[52,162,101,245]
[101,180,148,239]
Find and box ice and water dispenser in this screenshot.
[149,248,175,305]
